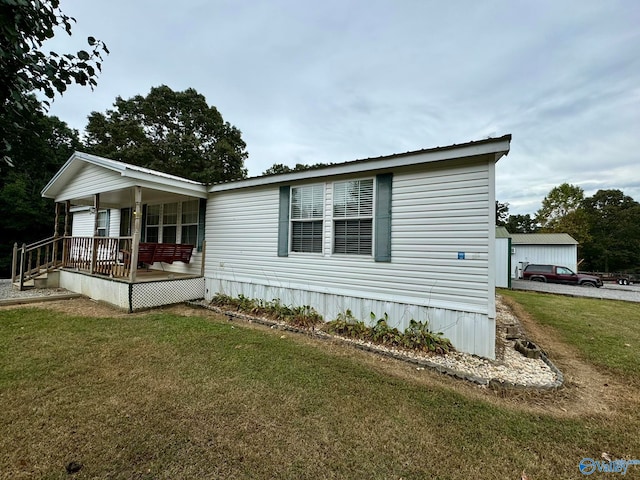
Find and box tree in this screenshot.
[84,86,248,184]
[534,182,591,247]
[1,0,108,166]
[0,95,81,276]
[581,189,640,272]
[262,162,331,176]
[504,214,538,234]
[535,183,585,230]
[495,201,509,226]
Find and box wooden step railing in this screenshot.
[12,236,64,291]
[12,236,133,290]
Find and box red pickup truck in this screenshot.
[522,264,603,287]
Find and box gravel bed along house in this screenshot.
[194,295,563,389]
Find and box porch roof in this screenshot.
[42,152,208,207]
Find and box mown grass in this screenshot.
[0,303,639,479]
[500,289,640,380]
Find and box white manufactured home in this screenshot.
[16,135,511,358]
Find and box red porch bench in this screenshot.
[136,242,194,266]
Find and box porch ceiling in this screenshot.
[70,187,202,209]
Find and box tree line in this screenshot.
[497,184,640,273]
[1,1,249,276]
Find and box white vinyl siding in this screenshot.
[58,164,137,202]
[71,208,120,237]
[205,157,496,357]
[495,237,510,288]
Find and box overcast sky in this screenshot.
[45,0,640,215]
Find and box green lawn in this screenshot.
[500,289,640,380]
[0,300,639,479]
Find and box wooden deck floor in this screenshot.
[130,269,201,283]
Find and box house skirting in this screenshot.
[205,278,496,359]
[59,270,205,312]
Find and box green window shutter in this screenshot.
[278,186,290,257]
[105,210,111,237]
[374,173,392,262]
[197,198,206,252]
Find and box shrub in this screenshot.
[403,319,453,354]
[324,310,369,339]
[209,294,323,328]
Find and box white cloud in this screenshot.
[44,0,640,215]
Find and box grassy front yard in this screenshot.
[0,295,639,479]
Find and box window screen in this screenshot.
[333,179,373,255]
[290,185,323,253]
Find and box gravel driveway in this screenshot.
[511,279,640,303]
[0,278,78,304]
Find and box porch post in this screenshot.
[62,200,71,267]
[129,186,142,283]
[54,202,61,237]
[64,200,71,236]
[53,202,60,267]
[90,193,100,274]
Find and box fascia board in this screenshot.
[210,136,511,193]
[122,169,208,197]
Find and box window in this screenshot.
[145,204,160,243]
[290,185,324,253]
[162,202,178,244]
[333,179,373,255]
[277,174,392,261]
[181,199,199,245]
[145,200,200,244]
[96,210,109,237]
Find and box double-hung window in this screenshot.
[145,205,161,242]
[145,200,200,245]
[96,210,109,237]
[333,179,373,255]
[278,174,391,261]
[290,184,324,253]
[181,199,199,245]
[162,202,178,244]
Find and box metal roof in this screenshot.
[495,226,511,239]
[510,233,578,245]
[210,134,511,192]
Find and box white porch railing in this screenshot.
[63,236,133,277]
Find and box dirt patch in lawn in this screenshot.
[2,296,637,420]
[499,295,638,418]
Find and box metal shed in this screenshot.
[510,233,578,278]
[495,227,511,288]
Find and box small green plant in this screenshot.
[209,294,322,328]
[369,312,403,346]
[212,296,453,355]
[325,311,453,355]
[325,310,369,339]
[403,319,453,354]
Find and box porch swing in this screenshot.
[122,192,195,272]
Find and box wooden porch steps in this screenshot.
[13,269,60,290]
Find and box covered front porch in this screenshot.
[12,152,210,311]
